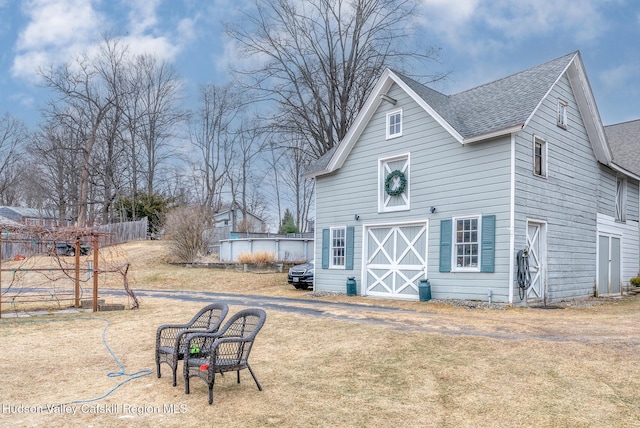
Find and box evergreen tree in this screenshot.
[278,208,299,234]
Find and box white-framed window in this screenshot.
[557,99,568,129]
[533,137,547,178]
[330,227,346,268]
[386,109,403,139]
[378,153,410,212]
[453,216,480,271]
[616,176,626,222]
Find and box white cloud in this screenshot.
[12,0,104,82]
[418,0,611,55]
[16,0,102,51]
[599,63,639,91]
[122,34,180,62]
[127,0,161,36]
[11,0,193,83]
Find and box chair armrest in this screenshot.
[184,332,225,358]
[203,337,251,367]
[157,322,190,334]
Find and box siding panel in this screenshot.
[315,83,512,301]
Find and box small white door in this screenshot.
[525,221,547,304]
[598,235,621,295]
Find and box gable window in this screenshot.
[533,137,547,177]
[386,109,403,139]
[616,177,626,222]
[557,99,568,129]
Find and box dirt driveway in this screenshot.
[132,288,640,346]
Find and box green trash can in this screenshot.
[418,279,431,302]
[346,277,357,296]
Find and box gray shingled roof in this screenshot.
[396,52,577,139]
[306,145,338,176]
[306,52,583,176]
[604,120,640,176]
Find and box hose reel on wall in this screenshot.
[517,248,531,300]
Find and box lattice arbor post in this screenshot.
[93,234,99,312]
[75,237,81,308]
[0,234,2,319]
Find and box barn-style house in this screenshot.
[306,52,640,305]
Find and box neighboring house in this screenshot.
[0,215,20,226]
[0,206,63,227]
[306,51,640,305]
[212,205,267,240]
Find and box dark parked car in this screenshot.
[287,260,314,289]
[52,242,91,256]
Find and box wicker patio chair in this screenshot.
[183,308,267,404]
[156,302,229,387]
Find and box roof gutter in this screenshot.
[609,162,640,182]
[462,125,524,144]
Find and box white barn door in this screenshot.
[525,221,547,304]
[364,222,428,299]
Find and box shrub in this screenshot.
[630,276,640,287]
[164,205,212,263]
[237,251,276,266]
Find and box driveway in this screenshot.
[132,288,640,346]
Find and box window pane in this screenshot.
[331,228,346,267]
[388,112,401,136]
[534,140,545,176]
[454,217,479,268]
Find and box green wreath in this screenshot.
[384,170,407,196]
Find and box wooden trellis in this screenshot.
[0,225,112,318]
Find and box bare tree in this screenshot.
[26,122,82,222]
[227,121,269,226]
[272,132,315,232]
[189,84,239,211]
[40,38,126,226]
[134,54,184,194]
[0,113,27,204]
[227,0,442,158]
[39,36,184,226]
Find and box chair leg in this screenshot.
[185,375,190,394]
[172,365,177,387]
[247,365,263,391]
[208,374,216,405]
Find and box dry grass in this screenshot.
[1,240,639,427]
[236,251,277,265]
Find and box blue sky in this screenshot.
[1,0,639,129]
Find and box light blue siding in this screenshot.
[513,74,600,302]
[315,83,512,301]
[314,70,639,304]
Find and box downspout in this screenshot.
[508,132,516,304]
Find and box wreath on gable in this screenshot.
[384,170,407,196]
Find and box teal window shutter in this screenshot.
[345,226,354,270]
[480,215,495,273]
[322,229,330,269]
[439,219,452,272]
